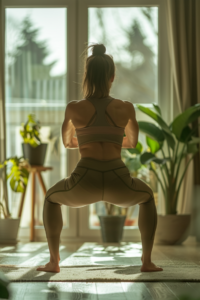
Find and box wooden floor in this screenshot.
[1,241,200,300]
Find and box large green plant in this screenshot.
[136,103,200,214]
[0,156,29,218]
[20,114,41,147]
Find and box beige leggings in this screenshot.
[43,157,157,261]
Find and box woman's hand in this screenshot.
[68,136,79,149]
[122,136,134,149]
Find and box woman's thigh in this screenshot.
[45,166,103,207]
[104,166,154,207]
[45,163,153,208]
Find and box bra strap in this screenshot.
[105,110,117,126]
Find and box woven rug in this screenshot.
[1,264,200,282]
[1,243,200,282]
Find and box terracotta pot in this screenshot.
[154,214,191,245]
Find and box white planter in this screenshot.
[154,214,191,245]
[0,218,20,244]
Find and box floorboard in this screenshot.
[122,282,154,300]
[1,241,200,300]
[165,282,195,300]
[145,282,178,300]
[96,282,126,300]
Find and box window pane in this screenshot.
[5,8,68,227]
[88,7,158,230]
[88,7,158,104]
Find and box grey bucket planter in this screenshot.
[22,143,47,165]
[154,214,191,245]
[98,215,126,243]
[0,218,20,244]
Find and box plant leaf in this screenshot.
[153,103,162,115]
[140,152,171,165]
[138,121,165,142]
[188,136,200,144]
[10,176,16,191]
[170,104,200,140]
[137,105,171,134]
[187,143,199,154]
[127,141,143,155]
[126,156,142,172]
[179,126,193,143]
[162,130,175,150]
[146,136,162,154]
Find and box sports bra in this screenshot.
[75,97,125,147]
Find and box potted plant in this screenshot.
[20,114,48,165]
[98,204,127,243]
[136,103,200,244]
[0,156,29,243]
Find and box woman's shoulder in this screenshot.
[67,98,132,108]
[113,98,131,105]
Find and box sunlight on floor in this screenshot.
[0,253,29,257]
[19,253,50,266]
[0,246,15,252]
[18,243,47,252]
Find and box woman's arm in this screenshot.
[121,136,135,148]
[62,102,79,149]
[123,102,139,148]
[67,136,79,149]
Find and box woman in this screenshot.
[37,44,163,273]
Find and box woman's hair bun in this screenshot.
[92,44,106,56]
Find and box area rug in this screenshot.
[1,264,200,282]
[1,243,200,282]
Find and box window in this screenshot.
[87,6,158,231]
[2,0,170,241]
[89,7,158,104]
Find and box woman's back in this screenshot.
[70,97,130,160]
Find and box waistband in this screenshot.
[76,157,126,172]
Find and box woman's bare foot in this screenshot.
[141,261,163,272]
[36,261,60,273]
[141,254,163,272]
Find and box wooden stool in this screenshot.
[18,165,53,241]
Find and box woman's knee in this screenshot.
[140,189,154,205]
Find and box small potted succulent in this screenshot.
[137,103,200,244]
[0,156,29,243]
[20,114,48,165]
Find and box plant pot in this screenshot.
[98,215,126,243]
[22,143,47,165]
[154,214,191,245]
[0,218,20,244]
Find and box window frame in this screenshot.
[1,0,79,241]
[1,0,171,242]
[77,0,171,240]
